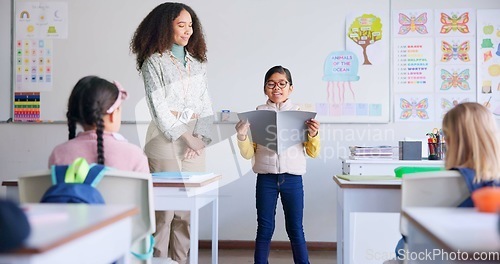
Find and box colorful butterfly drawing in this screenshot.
[440,69,470,90]
[441,41,470,62]
[441,98,468,117]
[398,13,428,35]
[400,98,429,119]
[440,12,469,34]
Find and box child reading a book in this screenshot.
[235,65,320,264]
[49,76,149,173]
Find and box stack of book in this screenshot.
[349,145,396,160]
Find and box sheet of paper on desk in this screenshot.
[152,171,215,181]
[237,110,316,154]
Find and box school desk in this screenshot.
[2,173,221,264]
[340,157,444,175]
[333,175,402,264]
[403,207,500,264]
[0,203,137,264]
[152,173,221,264]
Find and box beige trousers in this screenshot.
[145,122,205,264]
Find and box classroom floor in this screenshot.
[197,248,337,264]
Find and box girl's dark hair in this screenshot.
[130,2,207,70]
[264,65,293,86]
[66,76,119,165]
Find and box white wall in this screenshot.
[2,0,500,243]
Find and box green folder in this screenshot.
[393,166,444,178]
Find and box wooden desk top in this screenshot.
[333,175,402,189]
[6,204,137,255]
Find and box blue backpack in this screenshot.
[41,158,109,204]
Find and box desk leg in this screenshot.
[336,185,344,264]
[212,197,219,264]
[190,208,199,264]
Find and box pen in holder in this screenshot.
[427,129,445,160]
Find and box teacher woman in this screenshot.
[131,3,213,264]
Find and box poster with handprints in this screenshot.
[435,9,475,37]
[435,65,475,93]
[437,94,471,119]
[395,94,435,122]
[477,9,500,118]
[435,37,475,65]
[393,9,433,37]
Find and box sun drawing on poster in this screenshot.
[441,40,470,62]
[440,69,470,90]
[398,12,428,35]
[440,12,470,34]
[400,98,429,120]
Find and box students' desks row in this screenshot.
[0,203,137,264]
[335,163,499,264]
[1,173,221,264]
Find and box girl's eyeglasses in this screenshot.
[265,80,288,89]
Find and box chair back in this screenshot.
[400,170,469,236]
[18,169,155,264]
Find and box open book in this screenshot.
[237,110,316,154]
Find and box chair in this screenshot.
[18,169,155,264]
[399,170,470,253]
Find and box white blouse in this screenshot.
[141,51,213,142]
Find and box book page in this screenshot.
[237,110,316,154]
[238,110,278,152]
[277,111,316,154]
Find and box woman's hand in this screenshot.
[306,118,320,137]
[184,147,203,160]
[235,120,250,141]
[181,132,205,150]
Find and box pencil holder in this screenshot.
[428,142,445,160]
[428,143,438,160]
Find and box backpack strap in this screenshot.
[84,164,109,187]
[64,158,90,183]
[50,164,69,184]
[50,158,109,186]
[131,235,155,260]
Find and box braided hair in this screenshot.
[66,76,120,165]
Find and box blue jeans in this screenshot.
[254,173,309,264]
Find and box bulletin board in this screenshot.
[5,0,392,123]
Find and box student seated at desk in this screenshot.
[394,102,500,259]
[48,76,149,173]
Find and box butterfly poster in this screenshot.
[437,95,471,118]
[395,94,435,122]
[435,37,475,65]
[392,9,433,37]
[435,9,475,37]
[435,65,476,92]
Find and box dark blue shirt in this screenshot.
[453,167,500,207]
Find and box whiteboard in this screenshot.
[6,0,391,123]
